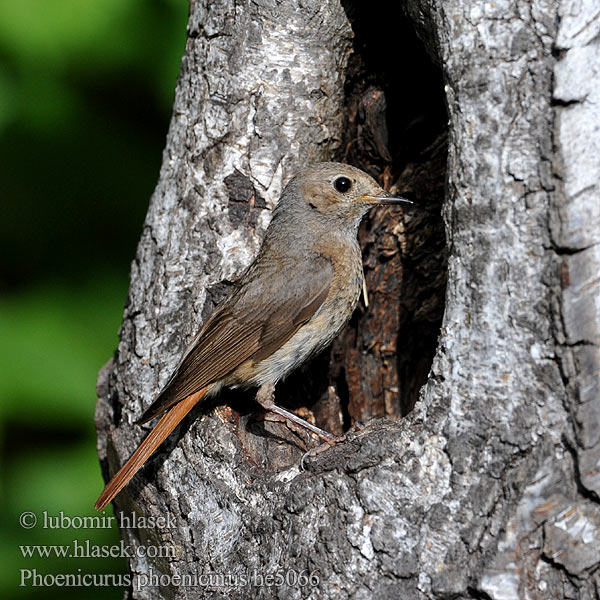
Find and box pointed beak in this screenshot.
[359,191,414,206]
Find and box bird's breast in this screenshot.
[240,241,364,387]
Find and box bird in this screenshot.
[95,162,412,510]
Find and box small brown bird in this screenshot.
[95,162,412,510]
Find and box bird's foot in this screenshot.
[300,433,346,470]
[256,384,338,444]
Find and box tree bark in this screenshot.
[96,0,600,598]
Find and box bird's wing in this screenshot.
[138,254,333,423]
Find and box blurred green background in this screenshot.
[0,0,188,597]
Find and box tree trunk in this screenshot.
[96,0,600,598]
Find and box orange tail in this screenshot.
[95,388,207,511]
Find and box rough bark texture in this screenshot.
[96,0,600,598]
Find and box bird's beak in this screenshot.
[359,191,414,206]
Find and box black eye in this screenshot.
[334,176,352,193]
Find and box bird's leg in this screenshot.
[256,384,340,443]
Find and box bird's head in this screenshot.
[276,162,413,233]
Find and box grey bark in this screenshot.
[95,0,600,598]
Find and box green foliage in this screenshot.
[0,277,127,425]
[0,0,187,129]
[0,0,188,286]
[0,277,129,599]
[0,0,188,598]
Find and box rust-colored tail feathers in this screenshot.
[95,388,207,511]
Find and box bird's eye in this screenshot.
[334,176,352,193]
